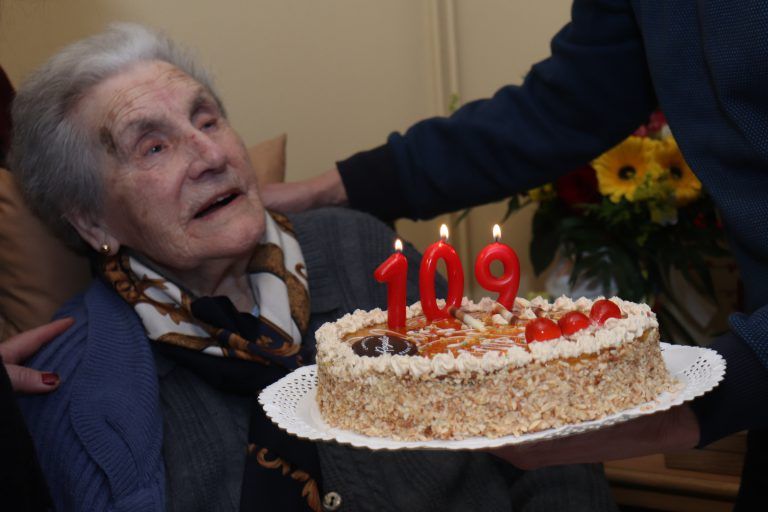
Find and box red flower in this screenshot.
[647,111,667,133]
[633,110,667,136]
[556,165,600,211]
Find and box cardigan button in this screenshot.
[322,491,342,511]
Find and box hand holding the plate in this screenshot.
[489,404,700,469]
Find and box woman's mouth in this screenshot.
[193,192,241,219]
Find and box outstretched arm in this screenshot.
[265,0,656,221]
[343,0,655,221]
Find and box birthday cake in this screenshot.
[315,296,677,441]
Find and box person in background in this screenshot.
[1,318,73,511]
[0,59,77,510]
[262,1,768,507]
[0,66,14,163]
[13,23,619,511]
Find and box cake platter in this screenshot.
[258,343,725,451]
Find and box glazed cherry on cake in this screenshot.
[525,317,561,343]
[590,298,622,325]
[557,311,591,336]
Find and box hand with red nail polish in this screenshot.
[0,318,74,394]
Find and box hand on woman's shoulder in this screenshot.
[0,317,74,394]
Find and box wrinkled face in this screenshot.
[76,60,265,272]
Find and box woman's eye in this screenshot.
[141,143,165,157]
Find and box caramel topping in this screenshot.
[343,311,529,359]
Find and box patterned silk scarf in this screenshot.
[102,212,323,511]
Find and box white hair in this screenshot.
[10,22,224,250]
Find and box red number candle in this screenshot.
[474,224,520,309]
[374,238,408,331]
[420,224,464,321]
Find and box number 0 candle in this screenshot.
[374,239,408,331]
[474,224,520,309]
[420,224,464,321]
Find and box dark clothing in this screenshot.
[337,0,768,447]
[735,429,768,510]
[0,67,13,166]
[0,67,48,511]
[0,360,51,511]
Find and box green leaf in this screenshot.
[530,209,561,274]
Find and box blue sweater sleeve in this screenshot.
[689,305,768,445]
[19,286,165,512]
[689,327,768,447]
[338,0,655,221]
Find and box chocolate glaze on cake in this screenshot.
[351,334,418,357]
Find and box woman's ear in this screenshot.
[67,212,121,255]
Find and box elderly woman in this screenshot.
[13,24,617,512]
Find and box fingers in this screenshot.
[261,182,309,213]
[5,364,60,394]
[260,169,347,213]
[259,183,286,210]
[0,318,73,394]
[0,317,74,363]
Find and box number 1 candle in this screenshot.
[374,239,407,331]
[474,224,520,309]
[420,224,464,321]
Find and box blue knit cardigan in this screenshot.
[20,279,164,511]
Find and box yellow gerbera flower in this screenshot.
[654,137,702,205]
[592,136,656,203]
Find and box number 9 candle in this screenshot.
[420,224,464,321]
[374,239,407,331]
[474,224,520,309]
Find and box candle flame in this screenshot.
[440,224,449,241]
[394,239,403,252]
[493,224,501,242]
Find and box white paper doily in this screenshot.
[258,343,725,450]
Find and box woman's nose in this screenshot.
[186,131,226,179]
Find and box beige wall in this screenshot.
[0,0,437,177]
[0,0,572,297]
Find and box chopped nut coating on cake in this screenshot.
[316,296,677,441]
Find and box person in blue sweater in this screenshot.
[12,22,619,512]
[0,318,72,510]
[264,0,768,500]
[0,61,75,510]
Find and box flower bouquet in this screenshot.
[507,112,732,343]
